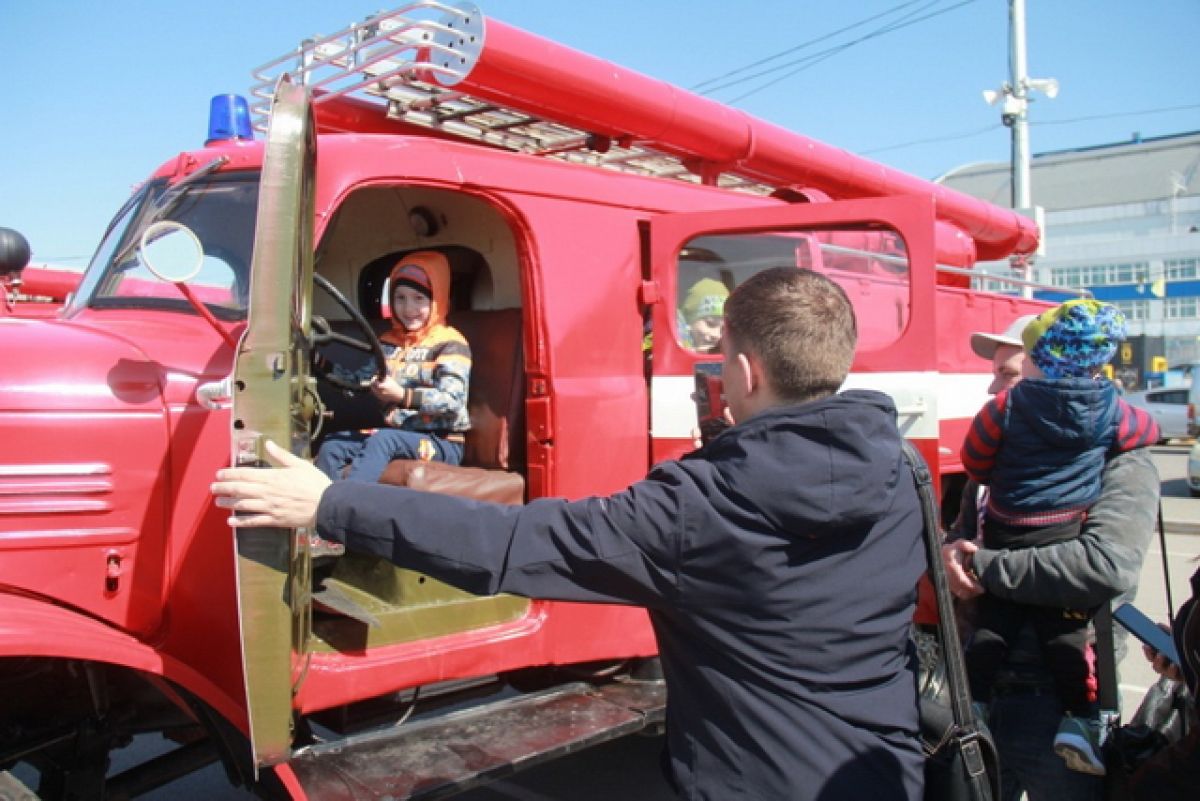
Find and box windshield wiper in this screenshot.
[111,156,230,270]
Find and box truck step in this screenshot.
[288,678,667,800]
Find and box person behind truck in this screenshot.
[314,251,471,485]
[679,277,728,353]
[213,267,927,801]
[945,310,1160,801]
[960,299,1160,776]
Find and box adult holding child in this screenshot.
[944,305,1160,801]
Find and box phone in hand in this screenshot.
[1113,602,1180,666]
[694,362,729,445]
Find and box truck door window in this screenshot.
[675,226,910,353]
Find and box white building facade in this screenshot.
[939,131,1200,368]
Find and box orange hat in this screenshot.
[383,251,452,347]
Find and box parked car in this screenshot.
[1188,440,1200,497]
[1189,379,1200,436]
[1124,387,1190,442]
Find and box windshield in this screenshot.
[68,170,260,320]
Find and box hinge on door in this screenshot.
[639,280,661,308]
[526,395,552,443]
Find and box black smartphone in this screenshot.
[694,362,729,444]
[1113,602,1180,666]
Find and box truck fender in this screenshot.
[0,591,246,729]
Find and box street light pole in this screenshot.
[983,0,1057,297]
[1009,0,1032,211]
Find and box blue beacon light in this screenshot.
[206,94,254,144]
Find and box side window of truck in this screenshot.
[674,227,911,353]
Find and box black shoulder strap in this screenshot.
[900,440,976,728]
[1094,603,1120,714]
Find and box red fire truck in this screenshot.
[1,3,1056,798]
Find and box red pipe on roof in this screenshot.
[457,17,1037,262]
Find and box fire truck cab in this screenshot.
[1,3,1056,798]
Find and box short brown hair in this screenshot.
[724,268,857,404]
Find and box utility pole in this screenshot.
[1008,0,1032,211]
[983,0,1057,297]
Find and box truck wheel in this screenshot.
[0,657,291,800]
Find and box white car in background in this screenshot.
[1123,387,1189,443]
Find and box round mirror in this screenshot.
[139,220,204,283]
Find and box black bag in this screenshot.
[1105,674,1190,786]
[1094,513,1195,800]
[903,443,1002,801]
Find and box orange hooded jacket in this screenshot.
[379,251,471,434]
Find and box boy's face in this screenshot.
[392,284,432,331]
[689,315,724,350]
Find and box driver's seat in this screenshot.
[378,307,526,505]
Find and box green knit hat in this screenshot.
[682,278,728,324]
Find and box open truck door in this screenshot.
[646,197,943,471]
[229,75,318,768]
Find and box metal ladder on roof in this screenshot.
[248,1,772,193]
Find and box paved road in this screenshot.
[18,447,1198,799]
[1118,444,1199,713]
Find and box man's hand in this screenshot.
[942,538,984,599]
[211,440,331,529]
[1144,625,1184,683]
[690,407,735,448]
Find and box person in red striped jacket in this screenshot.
[960,298,1160,778]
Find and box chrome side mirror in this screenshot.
[139,220,204,283]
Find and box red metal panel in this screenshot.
[0,591,248,729]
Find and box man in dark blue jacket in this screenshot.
[213,267,927,800]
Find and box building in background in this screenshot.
[939,131,1200,388]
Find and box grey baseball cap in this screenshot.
[969,314,1038,360]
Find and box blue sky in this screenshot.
[3,0,1197,268]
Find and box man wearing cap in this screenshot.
[970,313,1037,395]
[944,310,1160,801]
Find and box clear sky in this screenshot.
[3,0,1197,268]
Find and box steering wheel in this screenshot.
[310,274,389,393]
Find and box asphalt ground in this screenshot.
[1118,444,1198,714]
